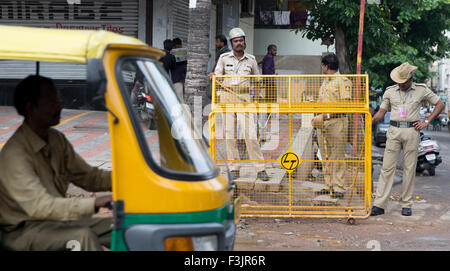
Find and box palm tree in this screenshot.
[184,0,211,115]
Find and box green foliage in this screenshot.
[299,0,450,90]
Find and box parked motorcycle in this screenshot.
[133,86,156,130]
[416,132,442,176]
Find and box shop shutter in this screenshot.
[172,0,189,45]
[0,0,140,80]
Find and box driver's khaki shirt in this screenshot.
[0,123,111,232]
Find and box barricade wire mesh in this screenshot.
[212,74,368,109]
[210,75,371,219]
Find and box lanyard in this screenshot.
[234,60,244,74]
[398,89,412,105]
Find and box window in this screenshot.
[254,0,312,29]
[117,58,217,179]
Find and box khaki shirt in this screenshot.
[318,73,352,103]
[214,51,260,91]
[0,123,111,232]
[380,83,440,122]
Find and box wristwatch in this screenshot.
[424,119,429,124]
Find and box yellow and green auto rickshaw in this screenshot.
[0,25,238,251]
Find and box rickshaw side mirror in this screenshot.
[87,58,107,110]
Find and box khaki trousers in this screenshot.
[221,91,265,172]
[374,126,420,209]
[317,117,348,193]
[1,217,112,251]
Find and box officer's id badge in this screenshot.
[398,106,407,118]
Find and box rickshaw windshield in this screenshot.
[118,58,216,178]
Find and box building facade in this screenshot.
[438,59,450,113]
[0,0,332,109]
[0,0,150,109]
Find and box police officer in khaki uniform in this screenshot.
[311,53,352,199]
[371,62,444,216]
[212,27,269,182]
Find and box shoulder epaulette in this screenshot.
[385,84,398,91]
[246,53,256,60]
[414,83,428,88]
[220,51,233,58]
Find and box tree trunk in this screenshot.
[334,23,352,74]
[185,0,211,115]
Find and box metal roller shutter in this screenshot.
[0,0,140,80]
[172,0,189,44]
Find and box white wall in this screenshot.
[254,29,334,56]
[438,60,449,91]
[439,59,450,112]
[240,17,255,55]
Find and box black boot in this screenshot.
[331,191,345,199]
[370,206,385,216]
[257,170,270,182]
[230,170,240,180]
[401,208,412,216]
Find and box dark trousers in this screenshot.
[264,77,277,102]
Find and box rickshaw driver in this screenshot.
[0,75,113,251]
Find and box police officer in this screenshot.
[311,53,352,199]
[371,62,444,216]
[212,27,269,182]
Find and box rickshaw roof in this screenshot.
[0,25,149,64]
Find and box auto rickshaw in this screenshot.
[0,25,238,251]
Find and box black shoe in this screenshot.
[317,189,331,195]
[401,208,412,216]
[370,206,385,216]
[230,170,240,180]
[331,192,345,199]
[257,170,270,182]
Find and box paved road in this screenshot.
[0,107,110,162]
[235,128,450,251]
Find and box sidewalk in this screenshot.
[0,107,112,198]
[0,106,112,169]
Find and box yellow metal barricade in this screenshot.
[209,74,371,221]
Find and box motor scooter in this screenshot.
[416,132,442,176]
[133,86,156,130]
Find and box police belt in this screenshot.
[324,113,347,121]
[390,120,418,128]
